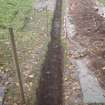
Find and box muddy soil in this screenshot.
[69,0,105,91]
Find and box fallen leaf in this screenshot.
[102,66,105,70]
[29,75,34,78]
[65,96,69,100]
[0,67,3,70]
[29,82,33,87]
[16,83,19,86]
[65,65,69,67]
[68,65,73,69]
[64,77,68,81]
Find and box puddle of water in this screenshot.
[76,58,105,103]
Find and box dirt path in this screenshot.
[36,0,63,105]
[65,0,105,104]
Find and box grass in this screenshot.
[0,0,33,28]
[100,0,105,5]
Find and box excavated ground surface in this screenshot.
[69,0,105,90]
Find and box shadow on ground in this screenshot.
[36,0,63,105]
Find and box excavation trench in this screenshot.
[36,0,63,105]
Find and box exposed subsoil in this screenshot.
[69,0,105,90]
[36,0,63,105]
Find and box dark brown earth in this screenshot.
[69,0,105,90]
[36,0,63,105]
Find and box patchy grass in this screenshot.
[100,0,105,5]
[0,0,54,105]
[0,4,54,105]
[0,0,33,28]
